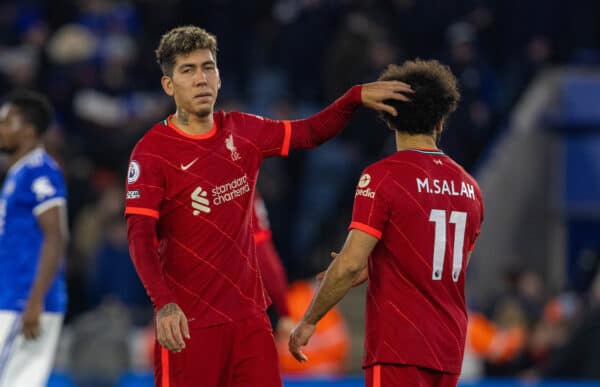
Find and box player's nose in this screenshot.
[193,70,208,85]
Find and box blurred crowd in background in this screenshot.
[1,0,599,385]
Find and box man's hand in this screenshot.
[288,320,316,362]
[316,252,368,287]
[361,81,413,116]
[156,302,190,353]
[22,298,42,340]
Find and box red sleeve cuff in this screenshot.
[349,84,363,106]
[125,207,159,219]
[281,120,292,157]
[349,221,382,240]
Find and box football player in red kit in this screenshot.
[289,59,484,387]
[125,26,412,387]
[252,192,294,335]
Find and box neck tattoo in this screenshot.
[178,110,190,125]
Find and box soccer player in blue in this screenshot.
[0,91,68,387]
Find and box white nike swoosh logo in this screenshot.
[180,157,199,171]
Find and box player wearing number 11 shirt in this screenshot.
[289,60,484,387]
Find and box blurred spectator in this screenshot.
[463,312,527,380]
[542,263,600,379]
[482,268,547,376]
[277,280,350,376]
[68,176,124,318]
[87,215,152,325]
[68,302,132,387]
[441,21,499,170]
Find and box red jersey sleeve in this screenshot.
[234,113,291,158]
[349,167,389,240]
[252,193,289,317]
[287,86,362,151]
[124,143,165,219]
[235,86,362,159]
[255,238,289,317]
[127,215,175,310]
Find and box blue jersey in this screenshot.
[0,148,67,312]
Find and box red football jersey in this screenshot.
[125,113,292,327]
[349,148,484,374]
[252,192,272,243]
[252,193,289,317]
[125,86,361,327]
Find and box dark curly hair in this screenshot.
[6,90,53,136]
[155,26,218,76]
[378,59,460,135]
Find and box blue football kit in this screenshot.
[0,148,67,313]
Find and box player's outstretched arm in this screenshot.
[23,204,68,340]
[288,229,378,362]
[286,81,412,151]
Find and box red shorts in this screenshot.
[154,313,281,387]
[365,364,459,387]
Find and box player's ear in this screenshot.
[216,69,221,90]
[161,75,174,97]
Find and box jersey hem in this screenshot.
[362,360,461,375]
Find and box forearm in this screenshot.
[28,234,65,304]
[289,85,362,150]
[302,256,362,325]
[127,215,176,310]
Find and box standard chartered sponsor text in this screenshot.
[212,175,251,205]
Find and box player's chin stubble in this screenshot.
[195,108,212,118]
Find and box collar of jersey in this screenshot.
[7,147,44,174]
[166,114,217,140]
[404,147,445,155]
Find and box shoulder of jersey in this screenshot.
[220,110,264,127]
[133,120,171,149]
[227,110,262,120]
[359,159,389,186]
[43,152,62,172]
[23,149,60,172]
[368,155,396,174]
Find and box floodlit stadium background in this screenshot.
[1,0,599,386]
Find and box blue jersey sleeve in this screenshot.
[26,163,67,216]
